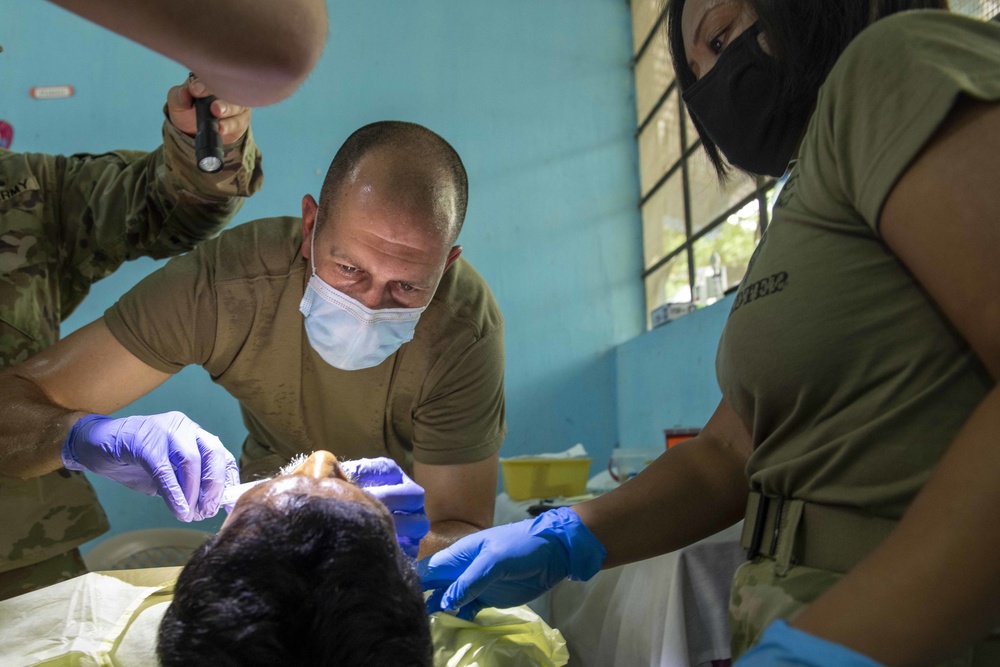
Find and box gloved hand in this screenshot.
[417,506,606,620]
[61,412,239,522]
[735,621,885,667]
[341,457,429,559]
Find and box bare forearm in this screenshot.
[574,435,749,569]
[418,519,487,559]
[415,454,500,559]
[794,386,1000,664]
[47,0,327,106]
[0,372,86,478]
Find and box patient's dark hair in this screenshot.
[157,496,432,666]
[666,0,950,180]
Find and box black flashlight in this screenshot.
[194,95,224,173]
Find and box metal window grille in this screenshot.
[629,0,999,328]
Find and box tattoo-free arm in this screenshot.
[792,98,1000,665]
[46,0,327,107]
[0,319,171,478]
[415,453,499,558]
[574,396,753,569]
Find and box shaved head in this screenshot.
[317,121,468,244]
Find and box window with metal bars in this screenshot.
[629,0,999,329]
[952,0,1000,20]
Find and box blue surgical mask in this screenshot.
[299,227,426,371]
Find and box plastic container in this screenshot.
[607,447,661,482]
[501,458,592,501]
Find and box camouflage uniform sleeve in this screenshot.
[56,118,263,319]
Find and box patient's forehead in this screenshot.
[225,488,397,547]
[223,457,393,537]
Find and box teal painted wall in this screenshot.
[615,295,735,450]
[2,1,644,545]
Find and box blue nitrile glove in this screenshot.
[417,506,606,620]
[61,412,240,522]
[341,457,429,559]
[736,621,885,667]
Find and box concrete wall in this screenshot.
[615,295,734,450]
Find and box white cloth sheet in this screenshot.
[551,523,743,667]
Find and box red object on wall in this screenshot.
[664,428,700,449]
[0,121,12,149]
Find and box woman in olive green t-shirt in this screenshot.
[419,2,1000,665]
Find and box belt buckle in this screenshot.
[746,494,784,560]
[746,494,769,560]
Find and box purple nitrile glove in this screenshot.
[61,412,240,522]
[340,457,429,558]
[735,620,885,667]
[417,506,606,620]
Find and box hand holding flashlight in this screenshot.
[166,74,252,169]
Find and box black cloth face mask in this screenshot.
[682,22,812,178]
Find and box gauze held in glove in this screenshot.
[61,412,240,522]
[418,506,606,620]
[340,457,430,558]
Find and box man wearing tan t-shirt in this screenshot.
[0,121,505,558]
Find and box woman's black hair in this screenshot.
[666,0,951,180]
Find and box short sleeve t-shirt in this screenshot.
[105,217,506,477]
[716,11,1000,519]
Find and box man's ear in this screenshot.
[301,194,319,259]
[444,245,463,271]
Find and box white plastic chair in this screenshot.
[83,528,213,571]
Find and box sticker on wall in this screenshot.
[0,121,12,150]
[29,85,75,100]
